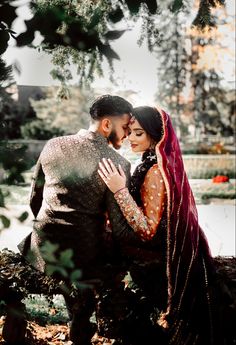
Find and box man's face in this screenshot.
[108,113,130,149]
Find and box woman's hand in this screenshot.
[98,158,126,194]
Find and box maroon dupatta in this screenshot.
[156,109,215,344]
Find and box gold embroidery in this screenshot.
[114,164,166,241]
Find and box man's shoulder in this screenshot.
[45,134,78,146]
[107,147,130,167]
[39,135,79,156]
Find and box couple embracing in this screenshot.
[18,95,219,345]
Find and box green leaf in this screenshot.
[125,0,141,14]
[145,0,158,14]
[171,0,184,12]
[16,30,35,47]
[0,4,17,27]
[0,30,10,54]
[70,269,82,282]
[0,57,12,84]
[99,44,120,60]
[40,240,59,263]
[0,215,10,228]
[108,7,124,23]
[17,211,29,222]
[0,189,5,208]
[104,30,126,41]
[46,264,68,278]
[59,248,74,269]
[88,8,102,29]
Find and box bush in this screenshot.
[183,155,236,179]
[21,119,65,140]
[0,87,36,139]
[182,142,235,155]
[0,142,30,184]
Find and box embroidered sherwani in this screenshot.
[18,130,140,275]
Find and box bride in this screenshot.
[98,106,220,345]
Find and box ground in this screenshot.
[0,255,235,344]
[0,318,70,345]
[0,317,113,345]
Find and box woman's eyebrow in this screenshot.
[132,128,144,131]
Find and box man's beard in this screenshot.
[108,130,122,150]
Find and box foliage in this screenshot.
[27,86,93,135]
[0,142,30,184]
[40,241,82,286]
[153,4,190,135]
[0,0,227,86]
[1,250,236,344]
[182,141,235,155]
[154,2,235,139]
[0,139,31,231]
[187,167,236,180]
[0,58,12,87]
[23,295,69,325]
[192,0,225,29]
[0,86,36,139]
[190,7,235,138]
[21,119,64,140]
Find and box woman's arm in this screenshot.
[98,159,166,241]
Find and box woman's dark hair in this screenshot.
[132,106,163,143]
[89,94,133,120]
[130,106,163,206]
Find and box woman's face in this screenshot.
[128,118,152,153]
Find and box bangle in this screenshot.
[114,187,127,195]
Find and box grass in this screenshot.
[1,178,235,207]
[23,295,69,325]
[190,180,236,204]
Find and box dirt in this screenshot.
[0,318,113,345]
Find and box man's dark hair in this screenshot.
[89,95,133,120]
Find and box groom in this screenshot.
[18,94,141,344]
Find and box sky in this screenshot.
[3,0,235,105]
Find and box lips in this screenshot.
[131,144,138,148]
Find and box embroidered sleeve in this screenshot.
[114,164,166,241]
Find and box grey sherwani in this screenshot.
[18,130,140,275]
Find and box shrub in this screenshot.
[21,119,64,140]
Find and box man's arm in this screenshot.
[29,157,45,218]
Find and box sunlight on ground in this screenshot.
[0,203,235,257]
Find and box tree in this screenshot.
[153,4,191,136]
[0,85,36,139]
[152,1,235,140]
[0,0,226,87]
[22,86,93,137]
[190,5,235,138]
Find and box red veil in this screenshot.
[155,109,215,344]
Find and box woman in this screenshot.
[98,106,219,345]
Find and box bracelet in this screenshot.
[114,187,127,196]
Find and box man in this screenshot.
[18,95,141,344]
